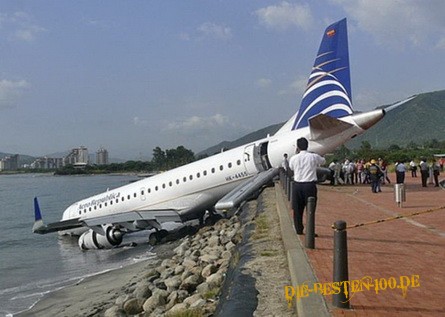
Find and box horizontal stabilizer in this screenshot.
[33,197,83,234]
[309,113,353,141]
[215,168,279,211]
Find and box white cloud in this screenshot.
[133,116,148,126]
[278,77,307,96]
[165,113,230,132]
[254,1,313,30]
[255,78,272,88]
[0,11,46,42]
[332,0,445,49]
[197,22,232,41]
[0,79,29,109]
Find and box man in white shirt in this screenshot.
[289,137,326,235]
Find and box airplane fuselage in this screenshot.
[61,110,383,228]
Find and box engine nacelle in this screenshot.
[78,225,123,250]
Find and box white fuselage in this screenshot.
[60,111,379,226]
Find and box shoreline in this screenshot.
[14,238,182,317]
[14,259,152,317]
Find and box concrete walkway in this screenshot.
[276,172,445,316]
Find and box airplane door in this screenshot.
[243,145,261,174]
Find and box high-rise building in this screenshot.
[96,147,109,165]
[0,155,19,171]
[64,146,89,167]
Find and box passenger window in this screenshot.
[134,193,137,198]
[189,175,193,180]
[183,177,187,182]
[141,190,144,195]
[162,183,166,189]
[219,165,223,171]
[203,170,207,176]
[121,197,124,202]
[127,195,130,200]
[176,179,180,184]
[155,186,158,191]
[197,172,200,178]
[211,168,215,173]
[237,159,241,165]
[228,162,232,168]
[169,181,172,187]
[148,188,151,193]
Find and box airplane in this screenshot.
[34,18,393,250]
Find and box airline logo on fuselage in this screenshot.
[78,192,121,210]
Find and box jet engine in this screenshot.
[78,225,123,250]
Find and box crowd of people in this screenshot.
[280,139,442,237]
[326,157,442,191]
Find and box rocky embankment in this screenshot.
[104,216,242,316]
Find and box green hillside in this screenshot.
[346,90,445,149]
[198,90,445,156]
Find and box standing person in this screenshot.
[329,160,336,185]
[282,153,290,174]
[395,161,406,184]
[356,159,363,184]
[380,160,391,185]
[369,159,383,193]
[431,159,440,187]
[289,137,326,235]
[419,159,429,187]
[409,160,417,177]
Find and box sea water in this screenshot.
[0,174,157,316]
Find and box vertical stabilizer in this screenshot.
[276,18,353,135]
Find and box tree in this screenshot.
[152,147,166,170]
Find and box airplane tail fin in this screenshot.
[276,18,353,135]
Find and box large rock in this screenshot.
[183,293,203,306]
[164,275,182,291]
[196,282,211,296]
[104,305,126,317]
[180,274,201,293]
[201,264,217,278]
[207,235,220,247]
[142,291,166,313]
[166,302,188,315]
[182,257,197,270]
[206,272,224,288]
[133,282,152,299]
[123,298,143,315]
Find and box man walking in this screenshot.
[289,137,326,235]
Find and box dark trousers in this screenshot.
[396,171,405,184]
[292,182,317,233]
[421,170,429,187]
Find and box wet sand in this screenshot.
[16,239,182,317]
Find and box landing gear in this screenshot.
[204,208,223,226]
[148,229,169,245]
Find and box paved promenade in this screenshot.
[277,172,445,316]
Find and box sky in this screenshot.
[1,0,444,160]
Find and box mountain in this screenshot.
[345,90,445,149]
[198,90,445,156]
[197,123,283,157]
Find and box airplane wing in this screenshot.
[33,192,210,234]
[308,113,353,141]
[215,167,279,211]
